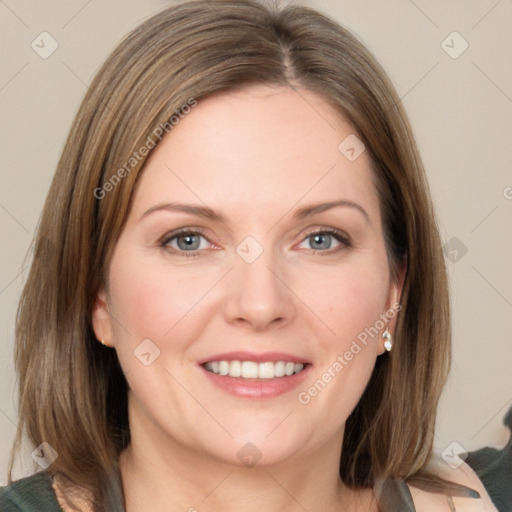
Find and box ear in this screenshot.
[91,287,114,347]
[378,256,407,355]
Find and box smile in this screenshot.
[203,360,306,379]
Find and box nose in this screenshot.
[223,244,296,331]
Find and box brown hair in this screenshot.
[9,0,452,509]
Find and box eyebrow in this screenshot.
[141,199,370,225]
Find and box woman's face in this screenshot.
[93,84,403,467]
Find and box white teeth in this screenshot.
[228,360,241,377]
[258,362,274,379]
[241,361,258,378]
[274,361,285,377]
[204,360,305,379]
[218,361,229,376]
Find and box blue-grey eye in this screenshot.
[177,233,202,250]
[298,229,349,253]
[309,233,334,250]
[162,230,209,253]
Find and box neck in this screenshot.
[120,448,351,512]
[118,400,367,512]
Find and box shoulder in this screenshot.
[0,471,63,511]
[407,453,499,512]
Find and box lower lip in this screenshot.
[200,364,312,399]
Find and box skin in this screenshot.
[91,84,405,512]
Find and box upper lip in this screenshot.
[198,351,311,365]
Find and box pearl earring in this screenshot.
[382,329,393,352]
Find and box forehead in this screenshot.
[131,85,379,222]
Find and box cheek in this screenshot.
[107,251,209,350]
[298,258,390,348]
[294,263,388,428]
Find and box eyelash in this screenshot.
[159,227,352,258]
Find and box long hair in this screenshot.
[9,0,451,509]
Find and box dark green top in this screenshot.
[0,472,63,511]
[0,471,483,512]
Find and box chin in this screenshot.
[200,428,310,469]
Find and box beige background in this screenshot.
[1,0,511,483]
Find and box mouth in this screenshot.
[202,360,309,380]
[198,352,312,398]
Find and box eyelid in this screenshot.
[159,226,213,247]
[296,225,351,243]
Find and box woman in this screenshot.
[0,0,498,510]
